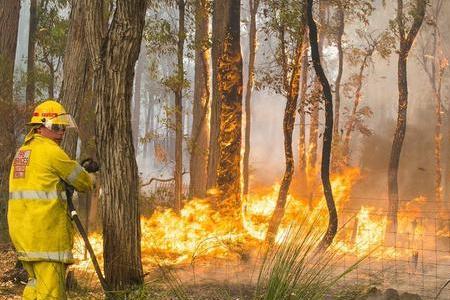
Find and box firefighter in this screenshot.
[8,99,93,300]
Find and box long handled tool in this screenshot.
[65,184,110,294]
[63,159,113,297]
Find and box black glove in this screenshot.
[81,158,100,173]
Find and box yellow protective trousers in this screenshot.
[22,261,67,300]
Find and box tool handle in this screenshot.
[64,183,114,298]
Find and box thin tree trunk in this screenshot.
[143,94,154,161]
[307,1,325,200]
[132,44,146,152]
[216,0,243,213]
[387,0,426,238]
[298,37,309,190]
[190,0,210,199]
[60,0,90,158]
[266,40,306,243]
[26,0,38,108]
[243,0,260,197]
[207,0,227,191]
[48,62,55,98]
[266,0,307,242]
[0,0,20,241]
[429,1,444,204]
[342,54,371,163]
[333,1,344,138]
[174,0,185,211]
[84,0,146,293]
[307,0,337,250]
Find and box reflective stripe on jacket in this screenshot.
[8,134,93,263]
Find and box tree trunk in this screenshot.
[132,44,145,153]
[306,1,325,200]
[26,0,38,108]
[308,80,320,177]
[307,0,337,250]
[266,39,306,243]
[60,0,90,158]
[174,0,185,211]
[429,2,444,204]
[48,62,55,98]
[387,0,426,239]
[342,54,370,164]
[84,0,146,293]
[298,37,309,191]
[243,0,260,197]
[190,0,210,199]
[216,0,243,213]
[207,0,227,190]
[143,94,154,161]
[333,1,344,139]
[0,0,20,242]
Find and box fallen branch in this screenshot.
[141,171,188,187]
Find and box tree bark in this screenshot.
[60,0,90,158]
[26,0,38,108]
[387,0,426,238]
[174,0,186,211]
[243,0,260,198]
[190,0,210,199]
[84,0,145,293]
[0,0,20,241]
[216,0,243,213]
[207,0,227,191]
[307,0,337,250]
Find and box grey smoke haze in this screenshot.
[12,0,449,204]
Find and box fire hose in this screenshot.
[64,158,112,296]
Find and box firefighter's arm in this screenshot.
[51,147,93,192]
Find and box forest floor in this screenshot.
[0,244,437,299]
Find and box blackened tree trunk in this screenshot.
[207,0,227,190]
[243,0,260,198]
[190,0,210,199]
[0,0,20,241]
[132,44,146,152]
[307,0,337,250]
[60,0,90,158]
[174,0,186,211]
[216,0,243,213]
[26,0,38,108]
[387,0,426,237]
[84,0,145,294]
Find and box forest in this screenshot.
[0,0,449,299]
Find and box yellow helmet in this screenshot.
[29,99,77,129]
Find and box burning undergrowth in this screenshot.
[74,167,449,272]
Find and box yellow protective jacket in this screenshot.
[8,133,93,264]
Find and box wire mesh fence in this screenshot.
[334,199,450,299]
